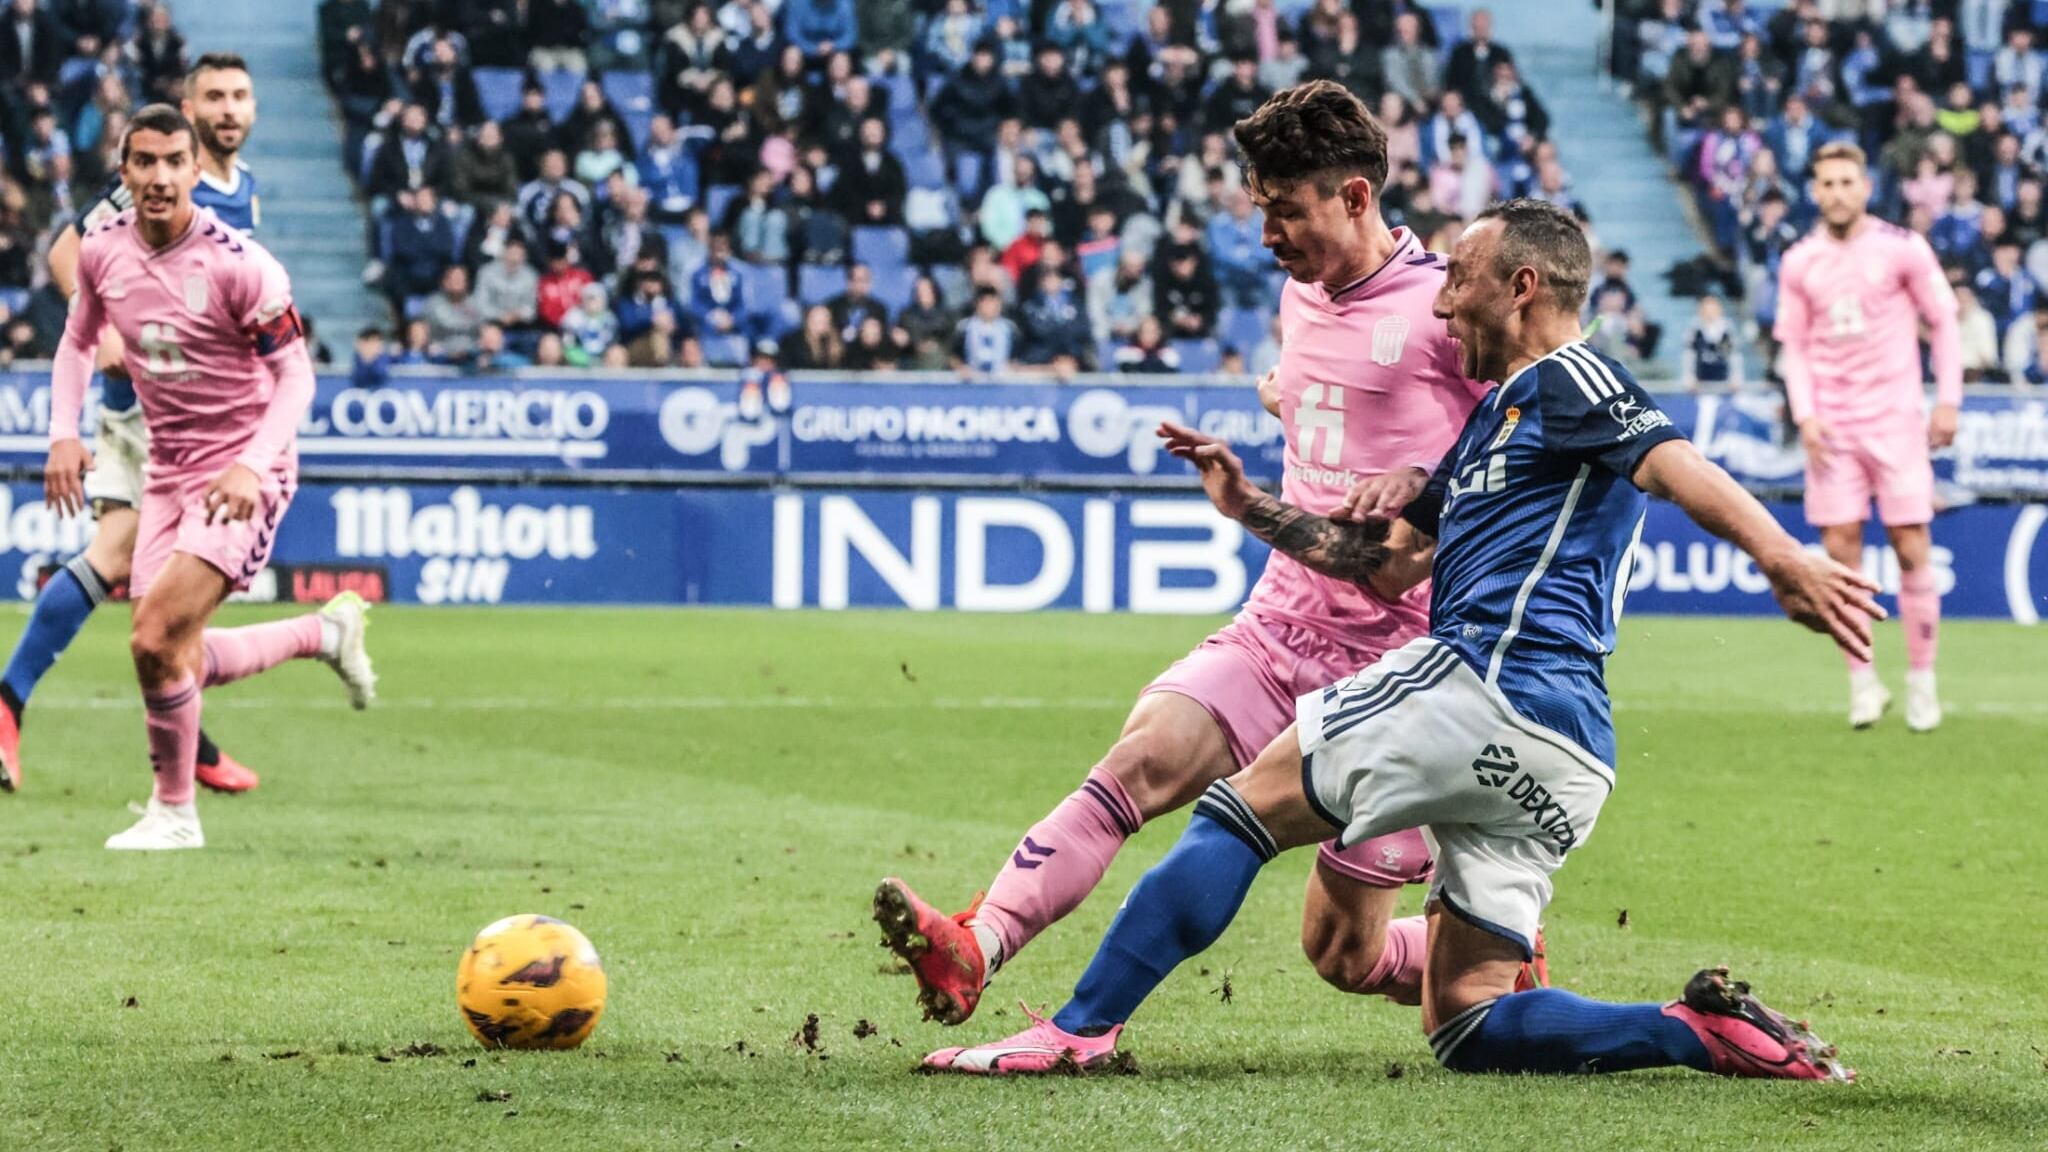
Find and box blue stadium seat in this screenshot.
[622,110,654,152]
[541,70,584,122]
[704,183,741,224]
[930,264,970,309]
[1172,338,1223,375]
[738,261,789,325]
[602,71,655,116]
[851,226,911,273]
[889,112,930,155]
[359,131,383,185]
[1430,5,1464,47]
[474,67,525,122]
[904,149,947,190]
[953,151,985,200]
[0,287,29,317]
[1219,307,1267,358]
[871,270,914,318]
[776,299,802,337]
[798,263,849,306]
[704,333,749,367]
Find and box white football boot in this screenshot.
[1904,669,1942,733]
[317,592,378,710]
[105,798,204,850]
[1848,667,1890,730]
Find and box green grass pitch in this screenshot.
[1,607,2044,1150]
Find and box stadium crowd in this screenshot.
[319,0,1581,377]
[1615,0,2044,387]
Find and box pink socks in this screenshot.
[1360,914,1429,1005]
[202,615,323,688]
[1899,566,1939,672]
[144,677,201,805]
[975,768,1143,965]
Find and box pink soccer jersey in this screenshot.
[1247,227,1492,645]
[54,206,307,480]
[1773,219,1963,430]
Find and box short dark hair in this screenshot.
[122,104,197,161]
[1475,198,1592,312]
[1233,80,1389,198]
[187,52,250,90]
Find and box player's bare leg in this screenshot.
[1819,521,1888,727]
[1886,522,1941,731]
[877,691,1229,1024]
[109,553,229,849]
[1300,856,1545,1008]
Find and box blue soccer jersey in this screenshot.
[1401,341,1688,765]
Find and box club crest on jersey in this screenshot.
[1370,315,1409,366]
[1489,406,1520,450]
[183,273,209,314]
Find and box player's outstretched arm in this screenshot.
[1157,421,1435,597]
[1632,438,1885,661]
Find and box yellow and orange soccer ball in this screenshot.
[456,915,608,1050]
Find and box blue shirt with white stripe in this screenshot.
[1402,341,1687,765]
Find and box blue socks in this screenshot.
[1433,989,1713,1074]
[2,557,108,716]
[1053,783,1275,1034]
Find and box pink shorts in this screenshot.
[131,465,295,600]
[1143,615,1435,888]
[1804,419,1934,528]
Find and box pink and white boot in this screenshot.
[921,1002,1124,1075]
[1662,966,1855,1082]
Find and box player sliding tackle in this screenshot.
[45,105,376,850]
[923,200,1880,1080]
[874,82,1527,1049]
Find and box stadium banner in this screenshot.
[0,483,2039,621]
[0,370,2039,499]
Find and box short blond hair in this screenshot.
[1812,141,1867,170]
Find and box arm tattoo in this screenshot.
[1238,490,1391,585]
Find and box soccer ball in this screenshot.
[456,915,608,1050]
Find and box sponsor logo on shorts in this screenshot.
[1471,743,1518,788]
[1506,772,1579,852]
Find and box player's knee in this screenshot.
[128,606,188,679]
[1300,909,1386,996]
[1097,731,1183,819]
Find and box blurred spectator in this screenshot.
[637,114,700,224]
[386,188,460,303]
[845,314,906,370]
[392,318,435,365]
[2004,304,2048,387]
[897,275,955,370]
[1207,187,1267,310]
[409,32,484,129]
[351,327,391,389]
[785,0,857,59]
[1088,247,1153,347]
[835,116,905,226]
[423,265,487,363]
[1679,294,1743,391]
[1018,266,1091,367]
[451,121,520,212]
[981,157,1050,252]
[476,235,541,332]
[1156,234,1218,340]
[1446,9,1512,99]
[518,149,593,237]
[561,281,624,367]
[827,262,888,340]
[470,322,532,372]
[1205,56,1271,135]
[1115,315,1180,373]
[787,304,846,369]
[1953,284,2000,382]
[1976,239,2036,341]
[527,0,592,74]
[689,234,751,343]
[368,105,449,200]
[1430,134,1495,223]
[1,0,66,89]
[615,263,695,368]
[537,242,596,330]
[1021,43,1081,131]
[574,121,634,188]
[1382,12,1441,114]
[725,170,790,265]
[499,83,558,180]
[953,287,1018,375]
[131,4,186,103]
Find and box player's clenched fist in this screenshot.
[1331,466,1430,522]
[44,439,93,517]
[203,463,262,524]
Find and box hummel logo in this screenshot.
[103,278,128,299]
[1011,836,1056,870]
[1471,743,1518,788]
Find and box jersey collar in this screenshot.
[1326,228,1417,304]
[198,160,245,197]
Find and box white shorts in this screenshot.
[84,403,148,511]
[1296,637,1616,957]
